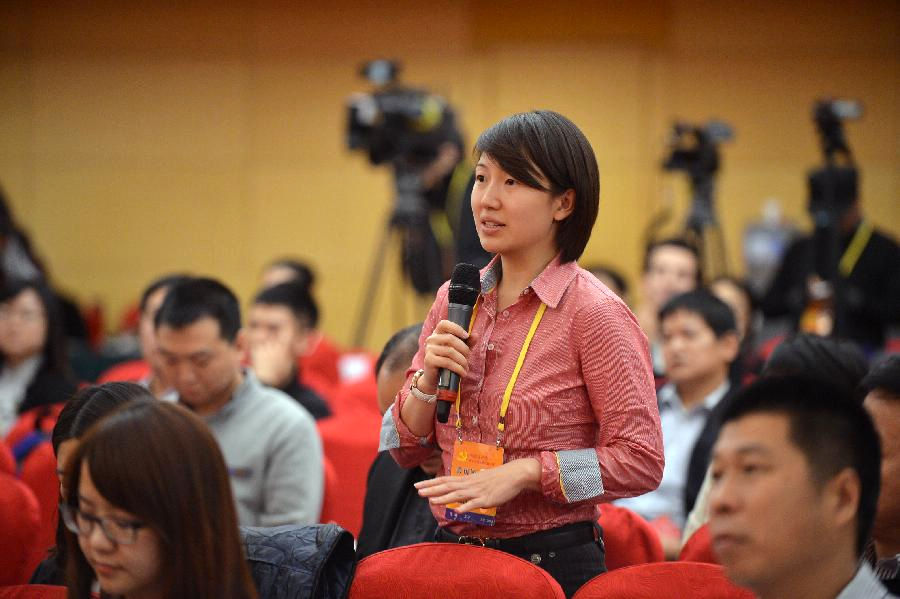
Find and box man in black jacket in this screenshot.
[357,323,439,559]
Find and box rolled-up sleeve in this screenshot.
[539,299,664,504]
[385,282,447,469]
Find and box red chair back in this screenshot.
[0,585,67,598]
[0,473,43,585]
[0,443,14,476]
[319,455,340,524]
[679,523,718,564]
[598,504,664,570]
[4,405,62,450]
[97,358,150,383]
[19,441,61,558]
[571,562,754,599]
[316,410,381,537]
[349,543,566,599]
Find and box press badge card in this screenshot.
[445,439,504,526]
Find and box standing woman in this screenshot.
[382,110,664,596]
[62,399,258,599]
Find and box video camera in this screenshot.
[662,120,734,232]
[808,99,862,217]
[346,60,461,177]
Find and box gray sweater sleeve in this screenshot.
[259,405,324,527]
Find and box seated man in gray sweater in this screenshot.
[155,276,323,526]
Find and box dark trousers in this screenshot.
[435,523,606,598]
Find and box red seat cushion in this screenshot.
[349,543,566,599]
[598,504,664,570]
[0,585,67,598]
[0,473,43,585]
[19,442,61,559]
[679,524,718,564]
[571,562,754,599]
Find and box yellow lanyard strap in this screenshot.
[839,221,873,278]
[452,300,547,443]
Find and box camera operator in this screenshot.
[762,168,900,353]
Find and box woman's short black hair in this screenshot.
[474,110,599,263]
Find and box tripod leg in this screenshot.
[351,219,395,348]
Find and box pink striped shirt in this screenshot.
[383,255,663,538]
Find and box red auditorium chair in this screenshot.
[19,441,61,558]
[0,586,67,598]
[349,543,566,599]
[0,472,43,585]
[679,523,718,564]
[97,358,150,383]
[329,377,381,419]
[597,504,664,570]
[0,443,14,475]
[319,456,339,525]
[316,408,382,537]
[4,405,62,450]
[571,562,755,599]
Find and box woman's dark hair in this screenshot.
[0,278,68,376]
[763,334,869,400]
[64,400,257,599]
[860,354,900,398]
[474,110,599,263]
[265,258,316,292]
[49,383,154,578]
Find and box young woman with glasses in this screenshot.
[61,399,257,599]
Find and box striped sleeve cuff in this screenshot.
[557,449,604,502]
[379,409,400,451]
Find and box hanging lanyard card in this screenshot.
[445,439,504,526]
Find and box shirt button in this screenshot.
[472,415,478,425]
[502,310,509,317]
[487,343,494,351]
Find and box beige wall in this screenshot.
[1,1,897,351]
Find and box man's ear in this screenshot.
[824,467,861,531]
[233,328,247,357]
[719,331,741,364]
[553,189,576,222]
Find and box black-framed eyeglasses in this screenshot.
[60,503,146,545]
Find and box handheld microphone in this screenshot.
[436,263,481,423]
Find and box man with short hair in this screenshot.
[634,238,702,375]
[247,282,331,420]
[617,289,738,553]
[709,375,890,598]
[861,355,900,595]
[155,277,323,526]
[357,323,439,559]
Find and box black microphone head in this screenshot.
[448,263,481,306]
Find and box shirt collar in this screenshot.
[659,381,730,413]
[479,253,578,309]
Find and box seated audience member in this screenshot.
[0,279,75,438]
[98,274,188,399]
[861,355,900,595]
[682,332,871,544]
[260,258,341,388]
[31,382,155,585]
[635,238,702,375]
[246,282,330,420]
[586,264,630,304]
[709,375,890,598]
[617,290,738,554]
[62,399,258,598]
[709,276,762,385]
[357,323,439,559]
[155,277,323,526]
